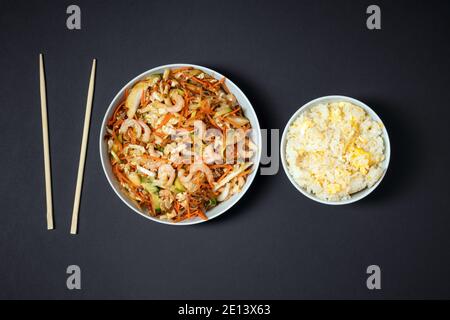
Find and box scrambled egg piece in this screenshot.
[348,146,371,174]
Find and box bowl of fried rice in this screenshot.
[281,96,390,205]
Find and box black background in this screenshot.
[1,0,450,299]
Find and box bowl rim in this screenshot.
[99,63,262,225]
[280,95,391,205]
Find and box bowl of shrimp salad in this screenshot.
[100,64,262,225]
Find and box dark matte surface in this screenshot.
[1,0,450,299]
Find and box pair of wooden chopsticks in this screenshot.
[39,54,96,234]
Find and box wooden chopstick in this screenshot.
[39,54,54,230]
[70,59,97,235]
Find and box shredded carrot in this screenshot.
[225,107,241,117]
[196,210,208,220]
[214,77,226,87]
[182,103,189,117]
[191,76,211,88]
[200,100,213,115]
[153,131,166,138]
[109,102,125,125]
[209,164,230,169]
[186,194,191,217]
[114,118,124,128]
[140,90,146,106]
[128,128,137,144]
[206,178,215,190]
[172,67,193,73]
[206,114,221,130]
[156,113,173,130]
[140,154,168,162]
[183,91,190,112]
[113,165,130,185]
[217,166,233,182]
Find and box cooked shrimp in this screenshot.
[164,94,184,113]
[147,144,162,158]
[143,159,165,171]
[226,128,247,145]
[155,164,175,188]
[203,144,222,164]
[119,119,142,139]
[194,120,206,141]
[137,120,151,143]
[177,170,197,192]
[238,139,257,159]
[179,163,215,186]
[166,142,193,165]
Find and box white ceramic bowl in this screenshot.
[280,96,390,205]
[100,64,262,225]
